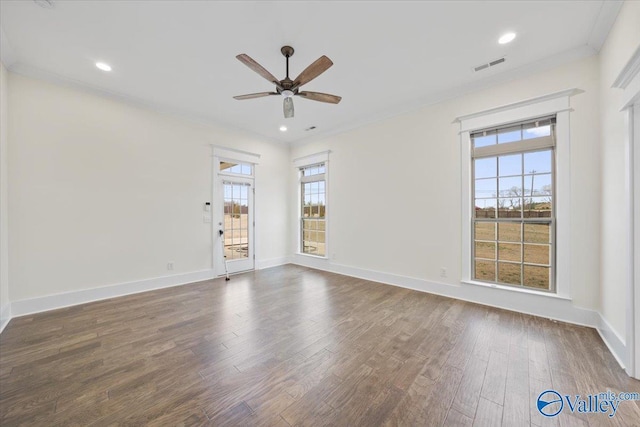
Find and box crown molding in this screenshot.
[6,42,596,147]
[292,44,596,147]
[587,0,624,51]
[613,45,640,90]
[7,62,287,146]
[0,26,17,67]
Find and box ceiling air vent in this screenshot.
[474,57,506,72]
[33,0,55,8]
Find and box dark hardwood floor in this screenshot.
[1,264,639,426]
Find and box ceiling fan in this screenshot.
[234,46,341,119]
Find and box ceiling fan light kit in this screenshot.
[234,46,341,119]
[283,97,294,118]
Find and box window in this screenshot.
[472,117,555,291]
[220,161,252,176]
[300,163,326,256]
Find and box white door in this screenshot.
[216,178,254,274]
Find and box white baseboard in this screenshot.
[596,313,628,371]
[0,256,292,326]
[291,257,635,372]
[0,302,10,334]
[10,269,216,318]
[0,258,630,376]
[291,255,599,328]
[256,256,292,270]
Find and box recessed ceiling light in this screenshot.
[279,125,287,132]
[95,62,112,72]
[498,32,516,45]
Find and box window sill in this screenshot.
[296,252,329,260]
[461,279,571,301]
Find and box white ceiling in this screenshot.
[0,0,622,144]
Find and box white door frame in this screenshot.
[211,146,260,277]
[632,104,640,379]
[614,45,640,379]
[216,176,254,274]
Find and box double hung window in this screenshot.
[472,117,555,291]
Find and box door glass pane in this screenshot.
[224,182,249,260]
[220,161,252,176]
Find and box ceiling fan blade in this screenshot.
[297,91,342,104]
[233,92,278,100]
[292,56,333,88]
[283,97,294,118]
[236,54,283,89]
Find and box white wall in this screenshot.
[1,3,635,351]
[599,0,640,343]
[0,62,9,328]
[291,54,602,313]
[7,73,289,303]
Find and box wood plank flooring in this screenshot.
[1,264,639,426]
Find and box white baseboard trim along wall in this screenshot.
[0,258,294,335]
[255,256,292,270]
[0,303,10,335]
[290,255,629,373]
[596,313,628,372]
[9,269,217,319]
[0,258,629,375]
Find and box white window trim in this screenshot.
[293,150,330,168]
[212,145,260,165]
[294,151,330,259]
[455,89,581,299]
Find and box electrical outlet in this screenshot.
[167,262,174,271]
[440,267,447,278]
